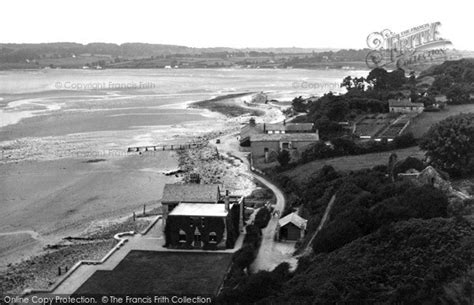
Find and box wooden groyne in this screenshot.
[127,141,206,153]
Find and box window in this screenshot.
[282,142,290,149]
[178,229,186,242]
[209,232,217,243]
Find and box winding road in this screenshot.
[249,174,295,272]
[211,130,296,272]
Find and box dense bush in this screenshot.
[394,156,425,174]
[276,149,290,167]
[420,113,474,177]
[218,263,292,304]
[303,169,449,254]
[261,217,474,304]
[254,207,272,229]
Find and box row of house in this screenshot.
[388,98,424,113]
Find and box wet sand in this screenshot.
[0,152,180,268]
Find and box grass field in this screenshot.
[74,251,233,296]
[284,146,424,183]
[407,104,474,138]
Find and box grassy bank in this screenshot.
[281,146,423,184]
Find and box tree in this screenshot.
[254,207,271,229]
[387,68,406,90]
[341,76,353,90]
[353,77,366,91]
[249,117,256,126]
[430,74,453,94]
[367,67,389,90]
[446,83,470,104]
[420,113,474,176]
[292,96,308,112]
[277,150,291,167]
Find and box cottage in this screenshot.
[277,212,307,241]
[164,190,244,250]
[240,122,315,146]
[161,183,221,224]
[240,123,264,146]
[264,121,314,134]
[249,133,319,159]
[388,98,424,113]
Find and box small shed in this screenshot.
[277,212,307,241]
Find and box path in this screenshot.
[211,127,296,272]
[301,194,336,257]
[249,174,296,272]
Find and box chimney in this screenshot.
[224,190,230,212]
[283,119,286,126]
[263,123,266,133]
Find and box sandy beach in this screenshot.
[0,89,285,294]
[0,152,180,266]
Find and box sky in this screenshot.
[1,0,473,50]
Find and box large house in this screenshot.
[249,133,320,159]
[240,121,319,161]
[161,183,221,224]
[240,121,315,146]
[162,184,244,250]
[264,121,315,134]
[388,98,424,113]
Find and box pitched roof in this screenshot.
[279,212,307,229]
[250,133,319,142]
[388,99,424,108]
[241,123,315,139]
[168,203,229,217]
[162,184,220,203]
[266,123,314,132]
[240,124,264,140]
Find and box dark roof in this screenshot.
[241,123,314,139]
[162,184,220,203]
[250,133,319,142]
[240,124,263,140]
[388,99,424,108]
[266,123,314,132]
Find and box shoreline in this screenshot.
[0,90,286,294]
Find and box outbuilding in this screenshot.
[277,212,307,241]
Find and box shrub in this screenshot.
[420,113,474,176]
[276,149,291,167]
[254,207,272,229]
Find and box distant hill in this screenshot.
[0,42,337,62]
[1,42,471,70]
